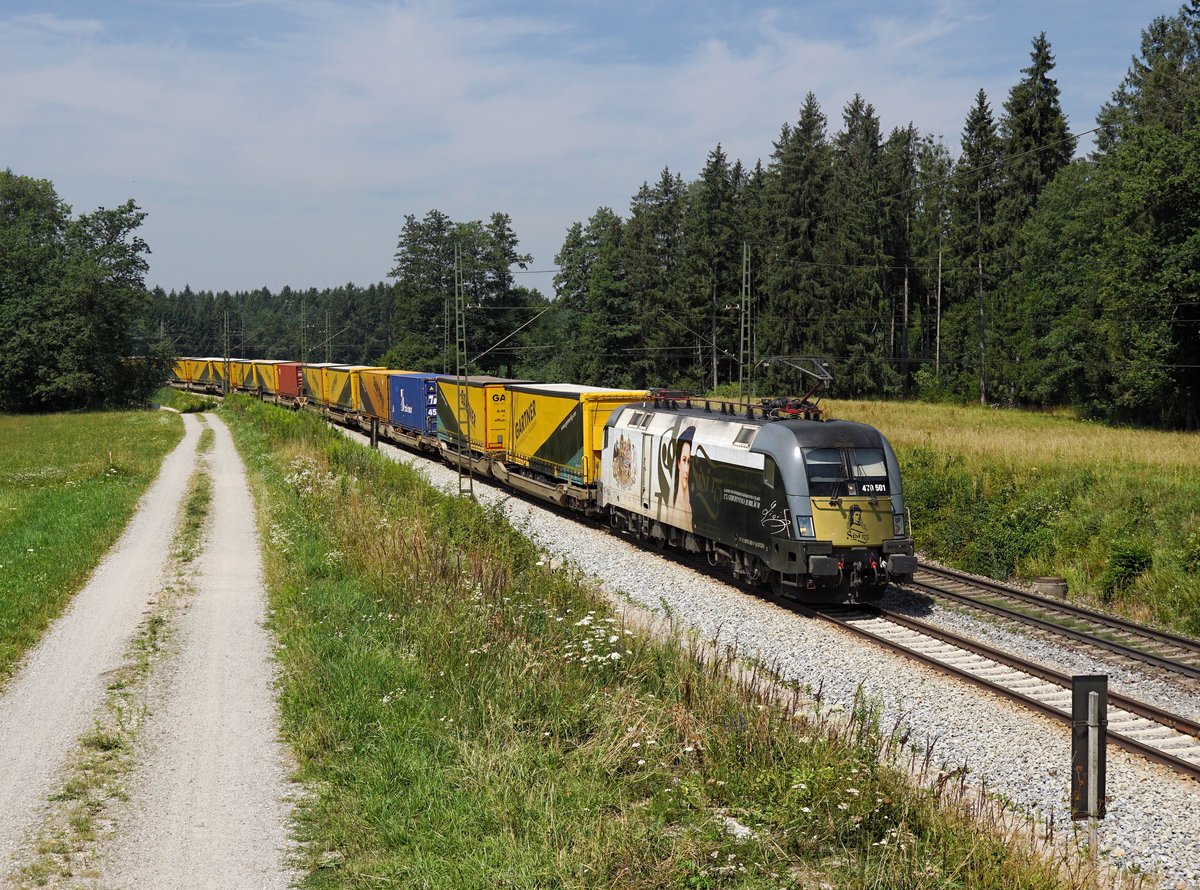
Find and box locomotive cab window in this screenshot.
[803,448,845,498]
[849,448,889,495]
[629,411,644,427]
[733,426,756,447]
[803,447,890,498]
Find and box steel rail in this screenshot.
[910,568,1200,682]
[800,603,1200,782]
[918,563,1200,659]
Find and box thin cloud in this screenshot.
[0,2,1151,291]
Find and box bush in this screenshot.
[1100,541,1153,600]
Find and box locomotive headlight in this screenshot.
[795,515,815,538]
[892,513,906,537]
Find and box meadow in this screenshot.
[0,410,183,683]
[829,400,1200,634]
[224,394,1098,889]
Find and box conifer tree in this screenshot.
[945,90,1001,403]
[813,95,895,396]
[622,168,688,387]
[990,34,1075,399]
[759,94,831,379]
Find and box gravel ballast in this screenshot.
[353,429,1200,889]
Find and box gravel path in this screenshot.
[98,413,297,888]
[353,429,1200,890]
[0,414,202,876]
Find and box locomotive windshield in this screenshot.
[803,447,890,497]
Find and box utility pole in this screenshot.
[738,241,751,401]
[300,299,306,363]
[325,310,331,364]
[976,193,988,406]
[454,241,473,500]
[222,310,230,396]
[711,275,718,391]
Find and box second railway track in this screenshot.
[909,563,1200,682]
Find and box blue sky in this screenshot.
[0,0,1172,294]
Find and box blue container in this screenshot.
[389,373,438,434]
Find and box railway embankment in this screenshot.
[223,394,1119,889]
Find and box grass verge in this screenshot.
[0,410,183,687]
[15,462,213,887]
[153,386,218,414]
[224,394,1106,890]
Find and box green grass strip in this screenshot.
[154,386,218,414]
[0,410,184,685]
[224,395,1085,890]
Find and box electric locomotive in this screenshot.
[599,396,916,602]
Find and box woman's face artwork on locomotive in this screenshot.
[671,426,696,531]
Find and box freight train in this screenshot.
[170,357,916,602]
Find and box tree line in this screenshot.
[539,8,1199,428]
[3,5,1196,427]
[0,171,167,412]
[376,7,1198,427]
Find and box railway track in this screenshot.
[803,603,1200,781]
[909,563,1200,682]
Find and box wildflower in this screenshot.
[631,742,640,748]
[800,807,812,813]
[637,759,646,766]
[837,803,850,811]
[790,782,807,790]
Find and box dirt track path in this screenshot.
[0,414,202,870]
[0,410,298,888]
[97,413,297,887]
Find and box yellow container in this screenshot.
[357,369,414,423]
[436,375,525,453]
[322,366,385,412]
[228,359,252,390]
[505,384,648,485]
[251,360,284,394]
[301,363,338,405]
